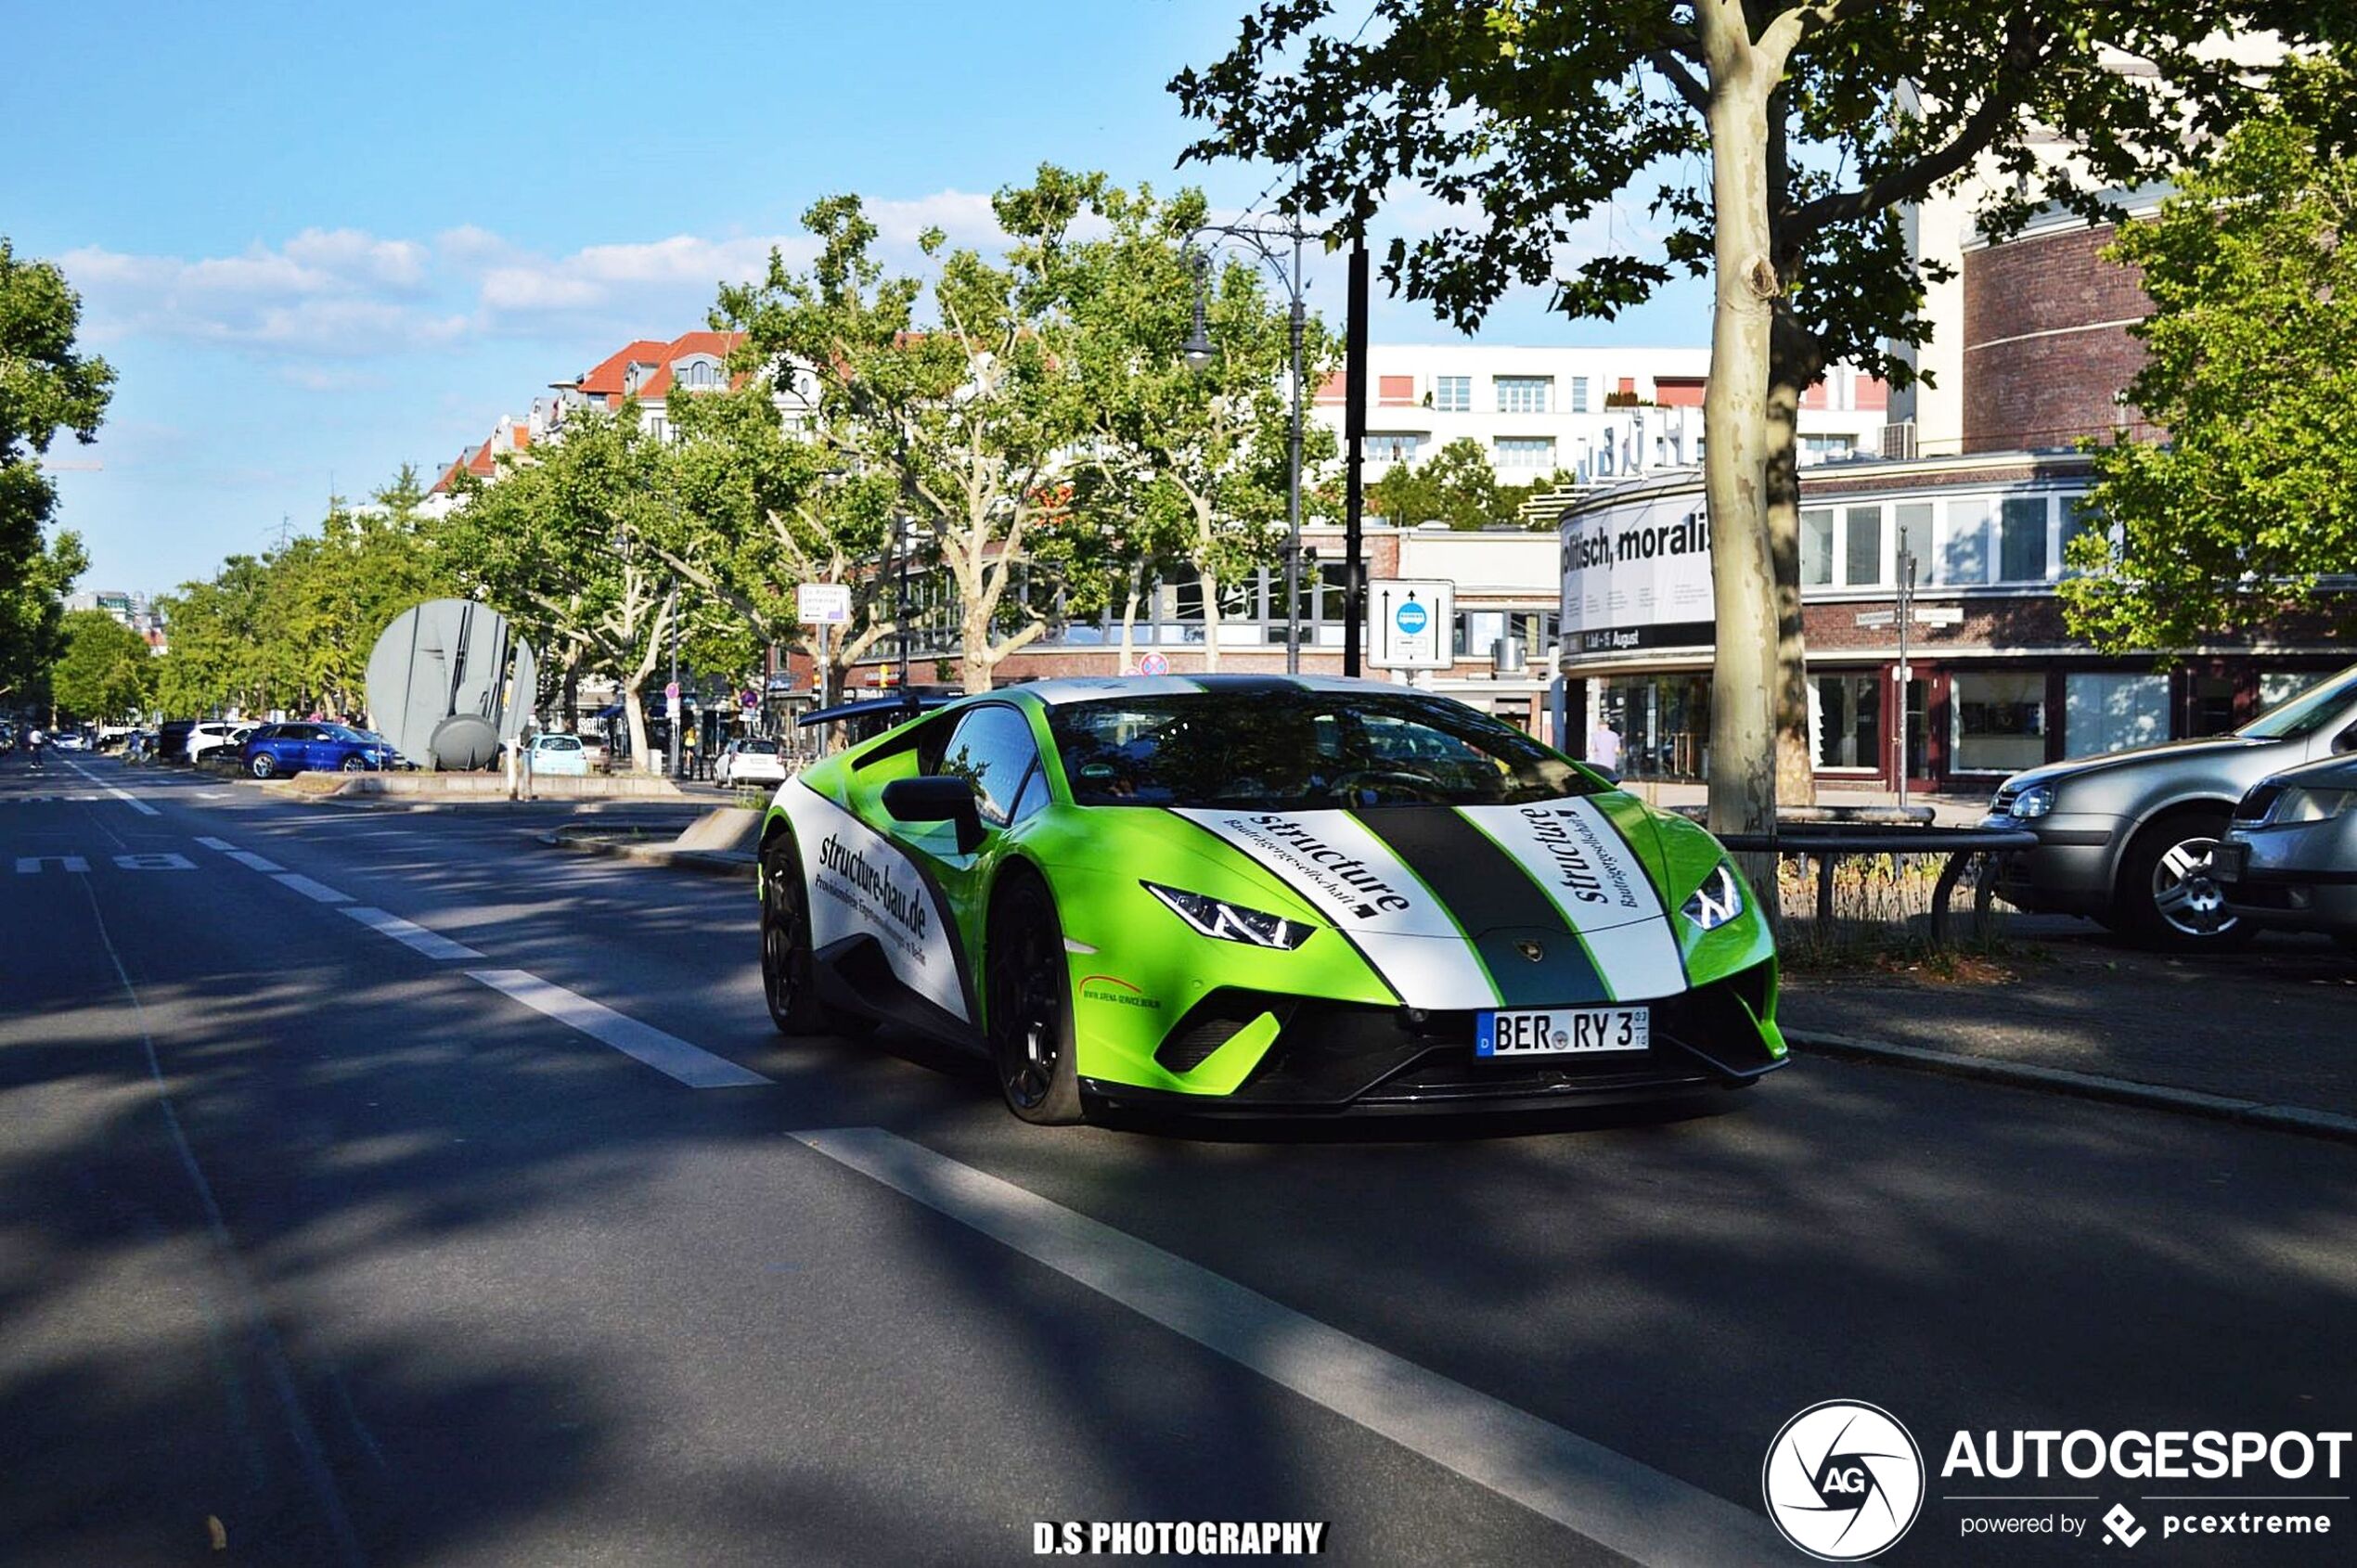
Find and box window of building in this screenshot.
[1802,434,1858,459]
[1435,375,1471,412]
[1894,503,1933,584]
[2260,670,2331,710]
[2064,672,2166,756]
[1367,432,1423,464]
[1844,505,1885,587]
[1801,508,1835,587]
[1938,501,1990,585]
[1951,672,2046,773]
[1496,377,1552,415]
[1495,436,1555,471]
[1815,673,1882,769]
[1568,377,1591,413]
[1999,496,2050,583]
[1378,374,1416,405]
[2189,675,2239,737]
[2058,494,2098,575]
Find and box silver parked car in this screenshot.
[2214,755,2357,954]
[1983,663,2357,948]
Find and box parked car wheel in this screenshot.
[248,753,277,779]
[985,873,1084,1125]
[341,754,370,773]
[2119,808,2258,951]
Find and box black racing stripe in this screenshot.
[1354,806,1606,1007]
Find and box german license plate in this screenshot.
[1476,1006,1650,1058]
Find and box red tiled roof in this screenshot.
[566,329,748,406]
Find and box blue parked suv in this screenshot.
[239,722,397,778]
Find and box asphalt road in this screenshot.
[5,752,2354,1567]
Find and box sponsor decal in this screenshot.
[818,833,930,941]
[1236,814,1410,921]
[1034,1520,1327,1556]
[1078,974,1162,1011]
[1766,1404,2351,1557]
[1515,803,1642,912]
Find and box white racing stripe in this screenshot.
[274,873,351,904]
[1457,801,1688,1000]
[1175,808,1496,1009]
[792,1127,1784,1567]
[466,969,770,1087]
[341,906,484,961]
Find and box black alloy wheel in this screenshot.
[985,875,1084,1125]
[760,832,828,1035]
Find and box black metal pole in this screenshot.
[896,515,912,700]
[1343,239,1370,678]
[1284,230,1305,676]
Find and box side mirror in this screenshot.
[2334,722,2357,756]
[1591,765,1624,787]
[882,776,986,854]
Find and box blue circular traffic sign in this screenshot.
[1395,599,1428,636]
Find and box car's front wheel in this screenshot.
[2119,809,2258,952]
[341,754,369,773]
[985,874,1084,1125]
[248,752,277,779]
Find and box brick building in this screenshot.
[1555,456,2347,793]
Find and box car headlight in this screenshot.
[1681,861,1746,932]
[2009,784,2056,820]
[2274,787,2357,825]
[1141,882,1315,949]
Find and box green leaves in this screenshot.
[50,609,153,722]
[2064,55,2357,653]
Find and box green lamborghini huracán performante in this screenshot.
[757,675,1784,1125]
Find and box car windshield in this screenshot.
[2237,667,2357,740]
[1045,691,1598,808]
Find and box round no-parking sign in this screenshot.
[1137,652,1170,676]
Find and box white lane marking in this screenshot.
[228,852,286,873]
[465,970,770,1088]
[341,906,483,961]
[790,1128,1785,1567]
[274,873,351,904]
[61,757,161,816]
[195,836,239,852]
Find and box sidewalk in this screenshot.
[1780,929,2357,1136]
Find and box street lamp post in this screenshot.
[1182,214,1320,675]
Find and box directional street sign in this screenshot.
[1367,578,1454,671]
[797,582,853,625]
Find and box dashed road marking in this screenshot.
[341,906,483,961]
[790,1127,1787,1568]
[60,757,161,816]
[273,873,351,905]
[228,851,286,873]
[465,969,770,1088]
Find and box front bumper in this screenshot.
[2218,819,2357,936]
[1083,967,1784,1117]
[1983,811,2122,917]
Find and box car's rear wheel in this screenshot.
[2119,809,2258,952]
[248,752,277,779]
[985,874,1084,1125]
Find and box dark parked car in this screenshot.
[2215,754,2357,954]
[1984,664,2357,948]
[239,722,397,778]
[155,718,199,762]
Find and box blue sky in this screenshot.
[12,0,1707,592]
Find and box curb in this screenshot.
[538,829,755,880]
[1785,1028,2357,1146]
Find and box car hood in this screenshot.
[2257,753,2357,791]
[1170,795,1698,1006]
[2002,735,2277,793]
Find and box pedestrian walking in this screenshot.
[1588,715,1623,773]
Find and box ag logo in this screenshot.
[1761,1400,1925,1561]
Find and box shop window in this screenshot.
[1802,508,1835,586]
[2064,673,2166,756]
[2189,675,2238,737]
[1815,672,1883,769]
[2260,670,2330,710]
[1845,506,1885,587]
[1939,502,1990,585]
[1998,496,2050,582]
[1952,672,2045,773]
